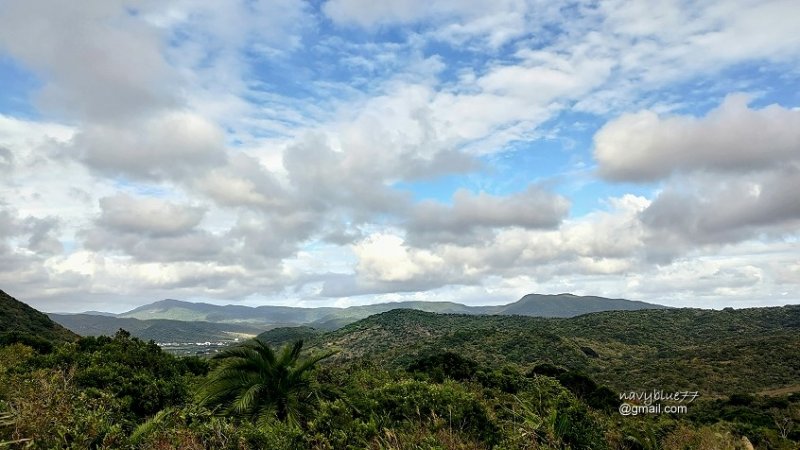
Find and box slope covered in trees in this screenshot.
[308,306,800,396]
[2,292,799,449]
[0,289,76,347]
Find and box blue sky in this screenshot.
[0,0,799,312]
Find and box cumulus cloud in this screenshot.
[407,186,569,244]
[1,0,799,311]
[639,167,800,261]
[96,194,206,237]
[0,115,74,168]
[354,233,446,282]
[593,95,800,261]
[84,230,226,263]
[193,152,287,209]
[0,147,13,170]
[79,195,226,264]
[0,206,63,296]
[72,112,227,181]
[0,0,176,121]
[318,195,646,296]
[595,94,800,181]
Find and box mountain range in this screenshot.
[4,287,799,399]
[43,293,666,343]
[43,294,666,342]
[112,293,664,325]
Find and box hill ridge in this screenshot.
[105,293,667,328]
[294,304,800,397]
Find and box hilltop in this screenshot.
[495,293,666,316]
[0,289,77,343]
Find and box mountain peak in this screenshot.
[501,293,666,317]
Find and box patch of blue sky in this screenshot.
[111,177,174,199]
[422,41,496,85]
[392,174,471,205]
[391,106,596,202]
[648,62,800,116]
[309,38,417,82]
[246,54,321,100]
[0,56,41,119]
[62,239,78,254]
[392,132,588,207]
[568,180,657,217]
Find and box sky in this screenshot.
[1,0,799,313]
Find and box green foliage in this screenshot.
[0,331,54,353]
[197,339,334,425]
[366,379,500,446]
[128,404,305,449]
[36,330,208,418]
[257,326,324,348]
[2,301,800,449]
[408,351,480,382]
[1,367,126,448]
[312,306,800,396]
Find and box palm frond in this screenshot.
[130,407,176,444]
[197,337,328,424]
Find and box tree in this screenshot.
[197,339,334,426]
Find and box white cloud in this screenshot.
[354,233,445,282]
[73,112,227,181]
[407,186,569,244]
[96,194,206,237]
[1,0,799,312]
[594,94,800,181]
[323,0,539,48]
[0,0,176,121]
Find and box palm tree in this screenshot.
[196,339,334,425]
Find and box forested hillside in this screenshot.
[2,294,799,449]
[305,306,800,396]
[0,289,76,346]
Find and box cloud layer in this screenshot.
[0,0,798,311]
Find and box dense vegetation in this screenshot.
[2,295,799,449]
[304,307,800,397]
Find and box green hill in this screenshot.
[0,289,77,343]
[305,305,800,397]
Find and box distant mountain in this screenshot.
[495,293,667,317]
[48,313,267,343]
[100,294,667,329]
[119,299,338,324]
[0,289,77,343]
